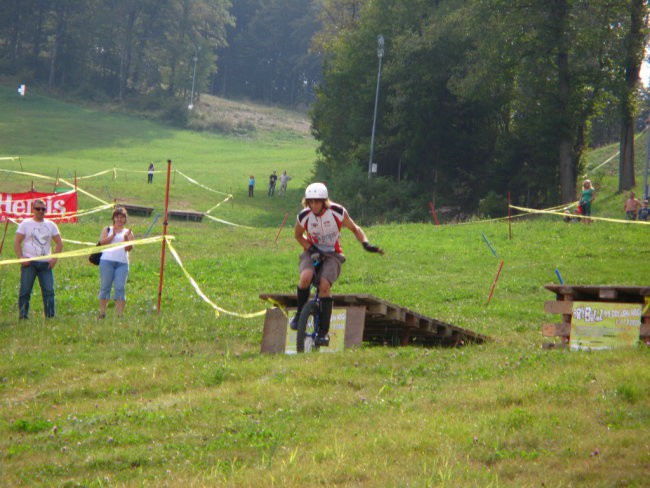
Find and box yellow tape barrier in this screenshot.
[166,240,266,318]
[203,213,253,229]
[0,235,168,266]
[509,204,650,225]
[205,196,233,214]
[175,169,233,197]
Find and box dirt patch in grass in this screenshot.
[188,94,311,136]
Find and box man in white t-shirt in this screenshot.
[13,199,63,319]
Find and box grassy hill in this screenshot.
[0,86,649,487]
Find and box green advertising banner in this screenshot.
[570,301,641,351]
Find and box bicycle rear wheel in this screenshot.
[296,301,319,353]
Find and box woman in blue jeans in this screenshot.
[98,207,134,318]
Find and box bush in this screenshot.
[161,99,189,127]
[478,191,508,218]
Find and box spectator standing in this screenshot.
[98,207,134,319]
[13,199,63,319]
[624,191,641,220]
[147,163,155,184]
[579,179,595,224]
[248,175,255,197]
[278,170,292,195]
[268,170,278,196]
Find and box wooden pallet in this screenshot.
[543,284,650,349]
[259,293,489,351]
[121,204,154,217]
[168,210,204,222]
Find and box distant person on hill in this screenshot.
[147,163,155,184]
[579,179,595,224]
[97,207,134,319]
[248,175,255,197]
[14,199,63,319]
[290,183,384,347]
[638,199,649,221]
[278,170,292,195]
[268,170,278,196]
[624,191,641,220]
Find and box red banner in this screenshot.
[0,191,78,223]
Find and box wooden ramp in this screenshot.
[259,293,489,353]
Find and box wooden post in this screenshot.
[275,213,288,243]
[428,202,440,225]
[507,191,512,240]
[486,259,505,306]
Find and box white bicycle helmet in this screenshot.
[304,182,328,199]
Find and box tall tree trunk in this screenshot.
[618,0,645,192]
[119,10,136,101]
[48,7,66,89]
[555,0,574,203]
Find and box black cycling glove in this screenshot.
[362,241,382,253]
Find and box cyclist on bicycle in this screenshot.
[291,182,384,346]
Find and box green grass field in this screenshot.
[0,85,649,487]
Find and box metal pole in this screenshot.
[189,54,198,110]
[368,35,384,178]
[157,159,172,313]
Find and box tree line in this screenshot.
[310,0,649,222]
[1,0,648,221]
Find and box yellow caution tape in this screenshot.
[166,240,266,318]
[58,178,110,205]
[175,170,232,197]
[265,297,289,317]
[203,213,252,229]
[509,204,650,225]
[0,235,169,266]
[205,196,233,214]
[75,169,115,180]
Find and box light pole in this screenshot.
[368,34,384,178]
[188,47,200,110]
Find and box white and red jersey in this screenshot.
[297,203,348,253]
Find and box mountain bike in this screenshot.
[295,253,325,353]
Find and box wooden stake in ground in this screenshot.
[486,259,505,306]
[275,212,288,243]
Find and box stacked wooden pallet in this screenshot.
[543,285,650,348]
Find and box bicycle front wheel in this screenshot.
[296,301,319,353]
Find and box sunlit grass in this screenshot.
[1,86,649,487]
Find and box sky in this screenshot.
[641,62,650,87]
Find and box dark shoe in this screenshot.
[315,335,330,347]
[289,316,298,330]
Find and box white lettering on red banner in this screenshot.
[0,191,78,223]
